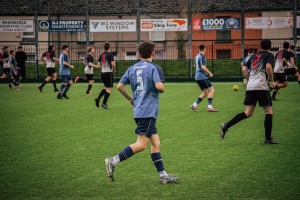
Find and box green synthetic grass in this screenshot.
[0,82,299,200]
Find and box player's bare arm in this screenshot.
[201,65,213,77]
[89,62,99,68]
[63,61,74,68]
[266,63,275,88]
[242,66,249,80]
[117,83,133,104]
[111,61,116,72]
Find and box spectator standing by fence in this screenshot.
[15,46,27,80]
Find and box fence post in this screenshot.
[240,0,245,59]
[136,0,141,44]
[188,0,192,78]
[85,0,89,47]
[34,0,39,80]
[293,0,297,59]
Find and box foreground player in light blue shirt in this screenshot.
[105,41,179,184]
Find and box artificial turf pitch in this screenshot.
[0,82,299,200]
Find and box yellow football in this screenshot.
[233,85,239,91]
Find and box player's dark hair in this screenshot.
[248,48,254,53]
[88,46,94,52]
[138,41,155,59]
[10,50,15,55]
[2,46,9,50]
[260,39,271,50]
[62,45,69,50]
[290,45,295,50]
[17,46,22,49]
[199,44,206,51]
[283,42,289,49]
[104,43,110,50]
[48,45,55,51]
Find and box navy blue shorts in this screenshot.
[134,118,157,138]
[61,75,72,84]
[196,79,212,90]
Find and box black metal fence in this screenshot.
[1,39,299,81]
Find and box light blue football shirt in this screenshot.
[119,61,165,119]
[59,52,71,75]
[195,53,208,81]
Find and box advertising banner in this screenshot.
[192,18,201,30]
[0,20,34,32]
[90,20,136,32]
[201,18,240,30]
[245,17,293,29]
[39,20,86,32]
[141,19,188,31]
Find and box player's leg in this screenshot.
[62,76,73,99]
[257,90,278,144]
[220,91,256,139]
[191,80,208,112]
[86,74,94,95]
[101,73,113,109]
[39,68,52,92]
[272,74,288,100]
[52,71,59,92]
[95,73,107,107]
[207,83,217,112]
[13,73,20,90]
[57,75,67,99]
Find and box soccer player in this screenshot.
[285,45,300,85]
[272,42,291,100]
[74,46,99,95]
[95,42,116,109]
[8,50,20,90]
[190,44,217,112]
[57,45,74,99]
[0,46,11,80]
[38,45,59,92]
[105,41,179,184]
[241,48,254,87]
[220,39,278,144]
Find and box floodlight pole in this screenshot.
[136,0,141,44]
[188,0,193,78]
[34,0,39,80]
[86,0,89,47]
[48,0,50,46]
[293,0,297,59]
[241,0,245,59]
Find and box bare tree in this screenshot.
[175,0,189,59]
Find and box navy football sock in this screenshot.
[151,152,165,173]
[59,84,65,93]
[208,98,213,106]
[264,114,273,140]
[196,97,202,104]
[62,84,71,95]
[118,146,134,162]
[226,112,248,129]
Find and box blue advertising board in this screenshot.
[39,20,86,32]
[201,18,240,30]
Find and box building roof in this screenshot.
[0,0,298,16]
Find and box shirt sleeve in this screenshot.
[282,51,290,60]
[245,55,253,69]
[202,55,207,65]
[98,54,102,63]
[50,52,55,60]
[266,53,275,67]
[119,68,130,85]
[109,53,114,61]
[153,66,165,83]
[87,54,93,63]
[63,54,68,63]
